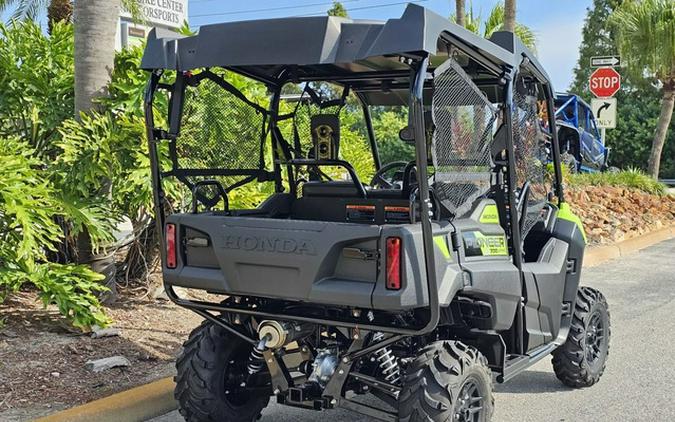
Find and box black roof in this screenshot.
[141,4,552,90]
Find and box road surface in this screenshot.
[151,238,675,422]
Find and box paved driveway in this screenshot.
[151,238,675,422]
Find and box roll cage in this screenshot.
[143,4,565,356]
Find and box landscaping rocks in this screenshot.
[85,356,131,372]
[91,326,121,339]
[568,186,675,244]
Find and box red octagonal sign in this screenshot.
[589,67,621,98]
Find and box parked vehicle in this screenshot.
[141,5,611,421]
[554,93,610,172]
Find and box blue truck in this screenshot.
[554,93,610,173]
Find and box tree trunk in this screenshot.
[455,0,465,27]
[73,0,121,115]
[502,0,516,32]
[647,87,675,179]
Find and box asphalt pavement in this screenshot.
[150,238,675,422]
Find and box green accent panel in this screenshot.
[434,235,452,260]
[557,202,587,242]
[473,232,508,256]
[479,204,500,224]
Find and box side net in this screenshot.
[512,88,549,237]
[431,59,498,218]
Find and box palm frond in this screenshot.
[483,3,505,38]
[610,0,675,82]
[121,0,144,23]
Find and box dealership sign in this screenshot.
[121,0,188,29]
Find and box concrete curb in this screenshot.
[584,224,675,267]
[36,225,675,422]
[34,377,176,422]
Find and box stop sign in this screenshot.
[589,67,621,97]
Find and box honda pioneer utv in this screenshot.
[141,5,610,421]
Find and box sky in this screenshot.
[1,0,591,91]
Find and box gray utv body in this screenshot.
[141,5,592,420]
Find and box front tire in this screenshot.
[399,341,494,422]
[552,286,611,388]
[175,321,271,422]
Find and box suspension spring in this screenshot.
[246,338,268,375]
[371,332,402,385]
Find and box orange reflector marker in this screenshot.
[386,237,402,290]
[166,223,177,269]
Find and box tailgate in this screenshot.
[164,215,381,307]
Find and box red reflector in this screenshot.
[166,223,177,269]
[386,237,402,290]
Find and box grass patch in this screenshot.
[566,168,668,196]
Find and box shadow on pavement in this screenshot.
[494,370,573,394]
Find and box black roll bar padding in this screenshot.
[286,159,368,198]
[145,71,168,261]
[190,179,229,213]
[543,84,565,203]
[410,55,440,337]
[502,73,525,356]
[517,181,531,233]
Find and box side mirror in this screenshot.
[399,126,415,144]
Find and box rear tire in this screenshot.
[552,286,610,388]
[175,321,271,422]
[399,341,494,422]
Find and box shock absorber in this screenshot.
[371,332,402,385]
[247,337,268,375]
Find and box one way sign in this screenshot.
[591,55,621,67]
[591,98,617,129]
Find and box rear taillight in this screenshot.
[386,237,402,290]
[166,223,177,269]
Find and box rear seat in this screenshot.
[291,181,411,224]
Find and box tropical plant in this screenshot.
[452,2,536,52]
[327,1,348,18]
[610,0,675,178]
[0,137,110,329]
[0,20,74,156]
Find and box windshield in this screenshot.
[370,105,415,166]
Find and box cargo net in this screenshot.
[431,59,498,218]
[512,89,549,237]
[169,72,270,210]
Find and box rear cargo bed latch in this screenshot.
[342,247,378,261]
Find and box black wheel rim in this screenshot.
[585,310,607,367]
[223,344,270,407]
[454,377,484,422]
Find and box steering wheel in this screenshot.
[369,161,408,189]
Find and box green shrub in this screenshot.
[0,21,74,157]
[566,167,668,196]
[0,137,110,329]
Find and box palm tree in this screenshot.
[455,0,465,28]
[611,0,675,178]
[0,0,47,20]
[73,0,121,114]
[502,0,516,32]
[453,2,536,53]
